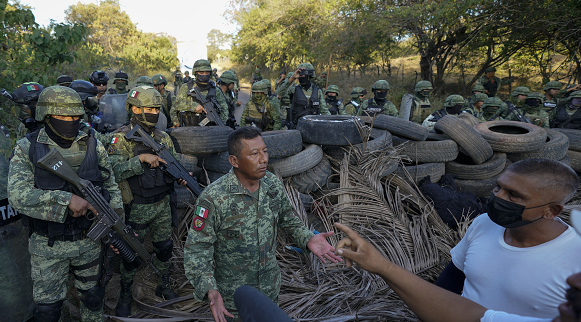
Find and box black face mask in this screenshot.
[525,99,540,108]
[298,77,311,88]
[570,98,581,109]
[327,95,336,101]
[375,91,388,100]
[486,194,552,228]
[196,74,211,84]
[45,117,80,148]
[446,104,464,115]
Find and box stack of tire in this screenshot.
[551,129,581,172]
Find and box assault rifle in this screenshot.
[37,149,159,275]
[125,124,203,197]
[504,102,532,124]
[186,86,225,126]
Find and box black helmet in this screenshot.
[56,75,73,86]
[89,70,109,84]
[69,80,99,114]
[12,82,44,105]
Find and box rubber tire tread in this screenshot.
[261,130,303,158]
[551,128,581,152]
[395,162,445,184]
[560,155,572,167]
[474,121,547,153]
[175,153,201,174]
[290,158,332,193]
[445,153,507,180]
[297,115,363,146]
[506,129,569,162]
[455,177,498,198]
[373,114,429,141]
[392,136,458,163]
[199,151,232,173]
[167,126,232,154]
[434,115,493,165]
[324,131,392,162]
[567,150,581,172]
[270,144,323,178]
[175,184,195,208]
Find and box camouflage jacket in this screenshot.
[276,80,292,107]
[542,96,561,111]
[314,77,327,90]
[8,129,122,223]
[160,89,176,120]
[170,83,229,127]
[506,107,550,128]
[357,98,398,117]
[344,100,362,116]
[183,169,314,314]
[325,98,346,115]
[277,81,330,115]
[240,98,281,131]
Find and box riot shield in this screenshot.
[157,112,168,131]
[99,94,128,132]
[399,93,414,121]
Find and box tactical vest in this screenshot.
[543,100,557,110]
[364,98,386,117]
[429,108,449,122]
[290,85,320,123]
[348,100,360,113]
[553,104,581,129]
[222,88,237,128]
[23,130,110,246]
[181,83,218,127]
[119,126,174,202]
[326,98,342,115]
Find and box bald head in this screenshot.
[505,158,579,204]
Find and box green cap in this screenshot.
[325,85,339,94]
[193,59,212,73]
[543,81,562,91]
[472,84,485,93]
[372,80,390,91]
[511,86,530,97]
[251,81,268,94]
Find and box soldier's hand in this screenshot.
[177,173,192,187]
[208,289,234,322]
[68,194,98,218]
[139,153,167,168]
[195,105,206,114]
[109,232,138,255]
[290,68,303,81]
[236,101,241,106]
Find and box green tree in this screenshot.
[207,29,231,63]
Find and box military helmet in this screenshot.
[12,82,44,105]
[472,84,485,93]
[414,80,433,92]
[218,70,238,84]
[543,81,562,91]
[511,86,530,97]
[372,80,390,91]
[320,71,328,76]
[567,90,581,100]
[286,72,294,79]
[113,71,129,83]
[193,59,212,73]
[350,87,367,99]
[184,71,190,75]
[251,81,268,94]
[89,70,109,84]
[69,80,98,100]
[297,63,316,78]
[125,86,163,111]
[35,86,84,122]
[262,79,272,88]
[474,93,488,103]
[213,68,217,72]
[444,94,465,107]
[485,67,496,73]
[152,74,168,86]
[325,85,339,94]
[136,76,153,86]
[56,75,73,86]
[526,92,544,100]
[482,97,503,108]
[254,68,260,73]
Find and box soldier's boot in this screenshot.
[34,301,63,322]
[115,282,133,317]
[155,274,178,300]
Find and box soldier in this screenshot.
[12,82,45,139]
[422,94,464,130]
[108,86,185,316]
[136,76,153,87]
[250,68,263,85]
[262,79,281,115]
[344,87,367,116]
[461,92,488,119]
[492,86,531,119]
[325,85,346,115]
[410,80,433,122]
[478,97,505,122]
[463,84,486,110]
[183,70,192,84]
[69,80,101,129]
[314,70,328,89]
[172,67,183,95]
[217,70,240,128]
[89,70,109,100]
[56,75,73,86]
[542,81,562,111]
[212,68,219,81]
[559,83,581,99]
[183,127,341,321]
[108,71,130,95]
[8,86,123,322]
[549,90,581,129]
[277,63,330,128]
[512,92,550,128]
[152,74,174,120]
[241,81,281,131]
[357,80,398,117]
[275,70,286,90]
[476,67,514,97]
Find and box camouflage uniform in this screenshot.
[476,67,512,97]
[462,93,488,120]
[276,72,295,121]
[108,72,130,95]
[314,71,328,89]
[251,68,263,85]
[172,68,183,94]
[325,85,346,115]
[422,95,464,130]
[357,80,397,117]
[12,82,45,140]
[507,92,550,128]
[477,97,504,122]
[183,169,314,318]
[8,87,122,322]
[344,87,367,116]
[241,82,281,131]
[549,90,581,129]
[542,81,562,112]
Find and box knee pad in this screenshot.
[78,285,105,312]
[152,238,173,262]
[34,301,63,322]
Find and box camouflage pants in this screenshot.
[120,195,172,284]
[29,234,103,322]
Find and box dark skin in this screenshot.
[546,88,560,99]
[153,83,165,95]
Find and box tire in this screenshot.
[262,130,303,158]
[199,151,232,173]
[197,170,227,185]
[435,115,493,165]
[297,115,363,146]
[560,155,572,167]
[426,132,452,141]
[290,158,333,193]
[455,177,498,198]
[270,144,323,177]
[373,114,429,141]
[395,162,445,184]
[167,126,232,154]
[567,150,581,172]
[176,153,201,174]
[392,136,458,163]
[299,192,314,211]
[506,129,569,162]
[457,113,480,127]
[445,152,506,180]
[474,121,547,153]
[324,131,392,162]
[551,128,581,152]
[175,185,195,208]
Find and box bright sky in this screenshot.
[23,0,237,65]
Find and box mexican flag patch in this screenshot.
[130,90,139,98]
[26,85,39,91]
[110,137,118,144]
[196,206,208,219]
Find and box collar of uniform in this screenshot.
[224,168,276,198]
[36,128,87,145]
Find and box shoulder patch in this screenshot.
[107,144,117,154]
[193,217,205,231]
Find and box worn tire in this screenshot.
[395,162,445,184]
[567,150,581,172]
[324,131,392,162]
[175,184,195,208]
[446,152,506,180]
[290,158,333,193]
[297,115,363,146]
[199,151,232,173]
[506,129,569,162]
[373,114,429,141]
[552,128,581,152]
[270,144,323,177]
[262,130,303,158]
[176,153,201,174]
[167,126,232,154]
[392,136,458,163]
[299,192,314,211]
[455,177,498,198]
[457,112,480,127]
[435,115,493,165]
[560,155,572,167]
[197,170,228,185]
[474,121,547,153]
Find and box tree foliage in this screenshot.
[207,29,232,63]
